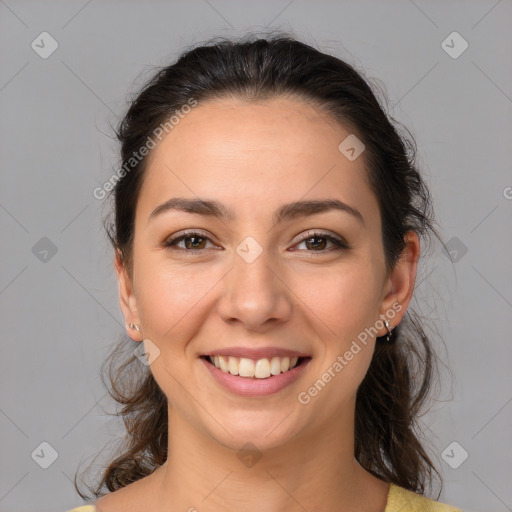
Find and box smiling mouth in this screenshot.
[201,355,311,379]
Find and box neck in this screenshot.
[151,398,390,512]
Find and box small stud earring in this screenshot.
[129,323,141,333]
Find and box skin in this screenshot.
[97,96,420,512]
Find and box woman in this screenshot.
[69,34,463,511]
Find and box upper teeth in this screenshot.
[208,355,300,378]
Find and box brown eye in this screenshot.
[303,236,329,251]
[294,231,349,253]
[181,235,207,250]
[163,231,215,251]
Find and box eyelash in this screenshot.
[162,229,349,254]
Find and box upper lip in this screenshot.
[200,347,311,359]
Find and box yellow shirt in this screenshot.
[67,482,463,511]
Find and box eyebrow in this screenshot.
[147,197,364,226]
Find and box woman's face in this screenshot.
[116,96,416,451]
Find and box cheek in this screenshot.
[293,260,382,342]
[299,264,380,408]
[136,263,214,343]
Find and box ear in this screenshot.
[377,230,420,335]
[114,249,143,342]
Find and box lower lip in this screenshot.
[200,357,311,397]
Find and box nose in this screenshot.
[216,243,293,332]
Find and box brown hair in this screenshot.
[75,32,450,500]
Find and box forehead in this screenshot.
[136,96,380,229]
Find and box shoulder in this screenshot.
[65,482,143,512]
[66,491,133,512]
[86,475,158,512]
[385,483,463,512]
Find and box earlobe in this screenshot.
[378,231,420,334]
[114,249,143,341]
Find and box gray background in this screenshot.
[1,1,511,511]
